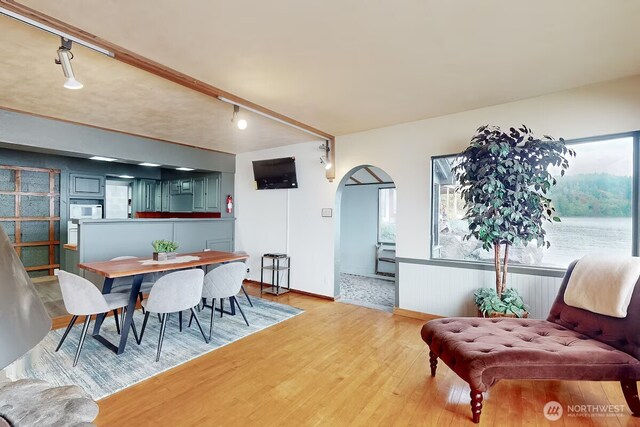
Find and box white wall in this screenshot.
[335,75,640,316]
[235,141,336,297]
[237,75,640,313]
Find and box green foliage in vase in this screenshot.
[474,287,528,318]
[151,239,179,253]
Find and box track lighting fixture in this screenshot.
[55,37,83,90]
[231,105,248,130]
[319,141,332,170]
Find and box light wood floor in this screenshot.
[92,287,640,426]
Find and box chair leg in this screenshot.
[113,309,121,334]
[429,351,438,377]
[139,292,145,314]
[190,307,209,344]
[209,299,216,341]
[233,296,249,326]
[156,313,168,362]
[179,310,183,332]
[220,298,224,318]
[73,315,92,367]
[188,310,195,328]
[470,389,483,424]
[621,380,640,416]
[55,315,78,352]
[138,311,150,345]
[128,308,139,343]
[241,285,253,307]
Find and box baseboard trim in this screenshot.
[244,280,335,301]
[393,307,443,321]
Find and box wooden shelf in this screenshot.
[13,241,60,247]
[0,217,61,221]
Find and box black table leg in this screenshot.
[92,277,114,336]
[116,274,143,354]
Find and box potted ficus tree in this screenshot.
[152,239,179,261]
[454,125,575,318]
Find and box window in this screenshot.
[431,133,637,268]
[378,187,397,243]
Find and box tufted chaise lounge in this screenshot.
[421,261,640,423]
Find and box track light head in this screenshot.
[55,38,83,90]
[231,105,248,130]
[320,156,332,170]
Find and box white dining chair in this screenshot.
[233,251,253,307]
[197,262,250,342]
[55,270,139,367]
[108,256,157,317]
[136,269,208,361]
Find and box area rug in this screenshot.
[339,273,395,312]
[14,297,302,400]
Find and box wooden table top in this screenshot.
[78,251,247,278]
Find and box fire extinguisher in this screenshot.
[226,195,233,214]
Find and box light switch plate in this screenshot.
[321,208,333,217]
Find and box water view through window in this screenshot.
[432,136,634,268]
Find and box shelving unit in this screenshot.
[0,165,61,276]
[260,254,291,295]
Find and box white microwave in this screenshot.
[70,204,103,219]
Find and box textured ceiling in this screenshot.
[16,0,640,136]
[0,15,316,154]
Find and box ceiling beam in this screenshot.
[364,166,383,183]
[349,176,362,184]
[0,0,336,145]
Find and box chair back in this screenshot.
[547,261,640,360]
[233,251,250,278]
[203,262,247,299]
[144,269,205,314]
[110,256,137,289]
[57,270,110,315]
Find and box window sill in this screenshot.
[396,257,567,278]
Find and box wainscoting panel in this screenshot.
[398,261,564,319]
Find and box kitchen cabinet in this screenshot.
[193,174,221,212]
[137,179,160,212]
[170,179,193,195]
[180,179,193,194]
[170,180,181,195]
[69,173,104,198]
[205,174,221,211]
[192,177,206,212]
[161,180,170,212]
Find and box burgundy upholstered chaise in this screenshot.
[421,261,640,423]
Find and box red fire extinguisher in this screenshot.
[226,195,233,213]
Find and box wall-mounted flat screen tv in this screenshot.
[252,157,298,190]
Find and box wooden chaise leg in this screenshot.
[621,380,640,416]
[429,351,438,377]
[470,389,483,424]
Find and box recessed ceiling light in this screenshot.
[139,163,161,167]
[118,175,134,179]
[176,167,194,171]
[90,156,118,162]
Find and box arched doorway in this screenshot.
[334,165,397,311]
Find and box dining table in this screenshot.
[78,250,248,355]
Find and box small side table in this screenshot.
[260,254,291,295]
